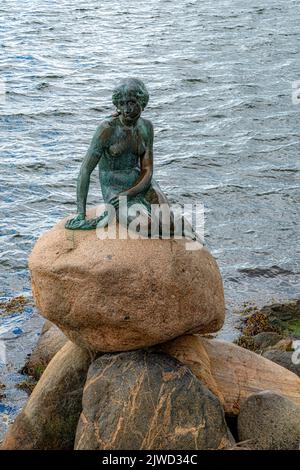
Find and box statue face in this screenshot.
[118,93,142,124]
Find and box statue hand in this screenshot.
[65,213,86,230]
[65,212,110,230]
[109,192,133,210]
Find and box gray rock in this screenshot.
[252,332,282,351]
[238,391,300,450]
[263,350,300,376]
[268,338,293,352]
[261,300,300,322]
[75,350,232,450]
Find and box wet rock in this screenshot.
[1,342,93,450]
[262,350,300,376]
[29,209,225,352]
[75,350,232,450]
[22,321,68,379]
[252,332,282,351]
[260,299,300,322]
[238,391,300,450]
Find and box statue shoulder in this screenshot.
[94,118,116,144]
[139,117,154,138]
[140,117,153,130]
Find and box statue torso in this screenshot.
[99,117,147,171]
[98,117,150,202]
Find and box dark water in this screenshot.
[0,0,300,439]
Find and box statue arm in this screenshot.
[76,125,105,216]
[65,124,106,229]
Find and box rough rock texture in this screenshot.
[23,321,67,379]
[75,350,232,450]
[263,350,300,376]
[266,338,293,352]
[238,391,300,450]
[203,337,300,413]
[161,335,300,414]
[29,209,225,352]
[252,332,282,351]
[260,299,300,322]
[158,335,225,404]
[1,342,93,450]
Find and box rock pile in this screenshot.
[2,214,300,450]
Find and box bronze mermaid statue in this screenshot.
[65,77,200,243]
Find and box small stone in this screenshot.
[22,321,67,379]
[252,332,282,351]
[267,338,293,352]
[238,391,300,450]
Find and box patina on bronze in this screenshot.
[65,77,196,239]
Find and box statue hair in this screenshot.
[112,78,149,110]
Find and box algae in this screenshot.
[234,299,300,352]
[20,363,46,381]
[16,378,37,395]
[0,295,33,317]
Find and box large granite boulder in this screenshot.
[238,391,300,450]
[29,209,225,352]
[75,350,232,450]
[1,342,93,450]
